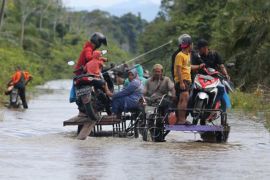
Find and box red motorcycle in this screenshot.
[191,67,232,126]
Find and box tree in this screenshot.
[15,0,40,47]
[38,0,53,30]
[139,0,270,88]
[0,0,6,31]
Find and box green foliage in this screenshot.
[139,0,270,88]
[0,0,136,99]
[68,10,147,54]
[230,90,264,112]
[56,23,68,40]
[230,89,270,128]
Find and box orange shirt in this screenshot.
[85,50,106,77]
[11,71,31,85]
[85,59,104,77]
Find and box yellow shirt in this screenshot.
[174,51,191,82]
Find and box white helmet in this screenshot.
[178,33,192,48]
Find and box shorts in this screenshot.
[175,80,191,100]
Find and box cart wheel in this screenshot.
[152,117,165,142]
[192,118,199,125]
[200,125,230,143]
[134,122,139,138]
[142,128,149,141]
[216,125,230,142]
[221,113,227,126]
[200,119,206,125]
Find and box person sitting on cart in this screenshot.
[144,64,175,113]
[6,66,33,109]
[104,68,144,117]
[124,64,147,86]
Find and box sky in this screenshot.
[62,0,161,21]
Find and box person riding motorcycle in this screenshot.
[71,32,107,116]
[191,39,231,112]
[7,66,32,109]
[193,39,230,80]
[74,32,107,75]
[84,50,108,77]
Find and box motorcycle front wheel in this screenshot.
[193,99,207,125]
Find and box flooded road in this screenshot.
[1,80,270,180]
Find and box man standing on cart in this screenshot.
[173,34,205,124]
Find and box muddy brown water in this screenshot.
[0,80,270,180]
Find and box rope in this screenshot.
[105,40,173,73]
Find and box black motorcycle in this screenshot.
[73,69,115,121]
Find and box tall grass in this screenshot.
[231,89,270,128]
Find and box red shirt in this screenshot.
[75,41,94,75]
[85,51,105,77]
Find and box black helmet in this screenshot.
[197,39,208,49]
[90,32,107,49]
[178,34,192,48]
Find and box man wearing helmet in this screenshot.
[72,32,107,117]
[174,34,204,124]
[74,32,107,75]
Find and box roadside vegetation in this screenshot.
[138,0,270,127]
[230,86,270,127]
[0,0,146,103]
[0,0,269,127]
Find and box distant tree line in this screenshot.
[0,0,147,96]
[138,0,270,90]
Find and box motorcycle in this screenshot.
[70,50,115,121]
[191,67,233,126]
[9,87,20,108]
[5,85,20,108]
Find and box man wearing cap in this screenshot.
[144,64,175,106]
[174,34,205,124]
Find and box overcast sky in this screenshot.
[62,0,161,21]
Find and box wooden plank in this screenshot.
[77,121,96,140]
[96,119,121,125]
[63,115,91,126]
[96,115,121,125]
[64,115,121,126]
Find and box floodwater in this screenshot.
[0,80,270,180]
